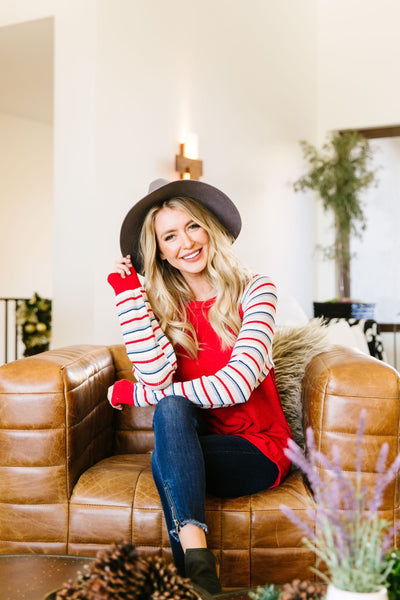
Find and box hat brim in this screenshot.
[120,179,241,274]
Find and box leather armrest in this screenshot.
[302,346,400,510]
[0,345,116,503]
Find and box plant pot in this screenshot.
[313,301,375,320]
[326,583,388,600]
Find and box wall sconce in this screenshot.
[175,133,203,180]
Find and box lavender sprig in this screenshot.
[368,448,400,515]
[281,415,400,593]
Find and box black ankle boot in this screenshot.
[184,548,222,596]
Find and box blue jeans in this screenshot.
[151,395,279,574]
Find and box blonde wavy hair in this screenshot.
[139,196,251,358]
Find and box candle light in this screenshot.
[175,133,203,180]
[184,133,199,160]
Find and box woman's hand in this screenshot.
[108,255,141,293]
[107,384,123,410]
[114,255,132,279]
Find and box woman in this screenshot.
[107,178,293,595]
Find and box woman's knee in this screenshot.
[153,395,196,429]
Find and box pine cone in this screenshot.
[55,541,201,600]
[84,542,140,599]
[280,579,326,600]
[55,580,86,600]
[135,554,199,600]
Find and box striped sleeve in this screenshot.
[131,274,277,408]
[112,285,177,389]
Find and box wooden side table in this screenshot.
[0,554,94,600]
[0,553,261,599]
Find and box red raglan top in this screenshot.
[108,270,292,486]
[174,298,292,486]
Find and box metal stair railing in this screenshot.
[0,297,28,364]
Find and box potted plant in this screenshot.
[280,412,400,600]
[293,130,379,318]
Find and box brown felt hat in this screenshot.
[120,178,242,274]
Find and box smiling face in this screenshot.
[154,205,210,286]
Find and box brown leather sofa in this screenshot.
[0,343,399,590]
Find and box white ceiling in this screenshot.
[0,17,53,124]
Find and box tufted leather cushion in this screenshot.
[109,344,155,455]
[68,453,314,588]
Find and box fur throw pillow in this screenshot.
[273,319,329,450]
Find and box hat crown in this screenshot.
[148,178,170,194]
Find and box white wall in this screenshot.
[317,0,400,133]
[315,0,400,300]
[51,0,98,347]
[0,113,53,298]
[0,1,55,26]
[1,0,318,349]
[93,0,318,345]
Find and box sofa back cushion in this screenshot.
[109,345,155,454]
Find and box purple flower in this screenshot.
[383,521,400,554]
[368,450,400,514]
[285,434,320,492]
[375,442,389,474]
[280,415,400,592]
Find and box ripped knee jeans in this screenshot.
[151,395,207,572]
[151,394,279,573]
